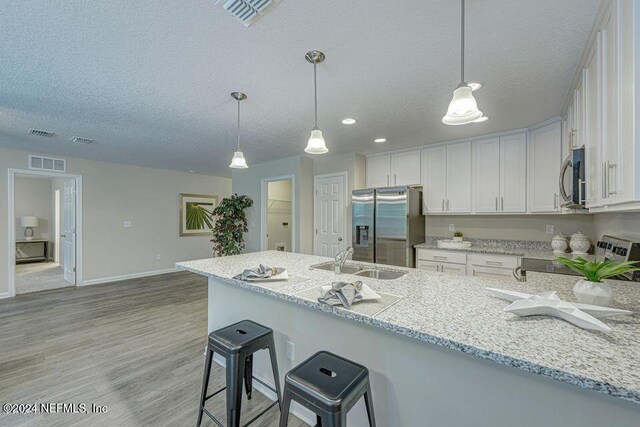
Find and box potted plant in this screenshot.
[453,231,463,242]
[554,257,640,306]
[211,194,253,257]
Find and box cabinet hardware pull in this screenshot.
[486,261,503,266]
[607,162,617,196]
[394,173,397,185]
[578,179,585,204]
[501,197,504,211]
[442,199,445,211]
[602,162,607,199]
[387,174,390,186]
[447,199,450,211]
[495,197,498,212]
[434,256,448,260]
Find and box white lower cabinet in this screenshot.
[416,249,520,281]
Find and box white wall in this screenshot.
[14,176,53,241]
[232,155,313,254]
[593,213,640,241]
[0,147,231,296]
[425,214,598,242]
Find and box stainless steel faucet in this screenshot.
[334,247,354,274]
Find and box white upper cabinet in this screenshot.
[500,133,528,213]
[601,3,619,206]
[473,138,501,213]
[391,150,421,186]
[422,146,447,213]
[584,40,601,208]
[529,121,562,213]
[366,150,421,188]
[474,135,526,213]
[366,155,391,188]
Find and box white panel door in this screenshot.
[446,142,472,213]
[529,122,562,212]
[391,150,421,186]
[473,138,500,213]
[421,146,447,213]
[314,175,346,258]
[62,179,76,284]
[366,155,391,188]
[500,133,527,213]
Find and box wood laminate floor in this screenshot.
[0,271,306,427]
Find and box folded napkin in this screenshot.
[233,264,287,281]
[318,281,364,309]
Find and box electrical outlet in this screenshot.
[449,224,455,232]
[546,225,555,234]
[123,221,132,228]
[156,254,162,261]
[286,341,295,361]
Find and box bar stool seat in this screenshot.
[197,320,282,427]
[279,351,376,427]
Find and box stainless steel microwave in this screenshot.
[559,147,586,209]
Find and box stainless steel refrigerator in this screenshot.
[352,186,425,268]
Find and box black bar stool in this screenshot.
[279,351,376,427]
[197,320,282,427]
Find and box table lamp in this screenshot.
[20,216,39,241]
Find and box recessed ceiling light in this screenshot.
[374,138,387,143]
[473,116,489,123]
[188,170,197,174]
[468,82,483,91]
[341,118,357,125]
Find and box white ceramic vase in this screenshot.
[569,231,591,256]
[573,279,613,307]
[551,233,569,255]
[452,236,463,242]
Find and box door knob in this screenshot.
[60,234,66,238]
[338,237,343,242]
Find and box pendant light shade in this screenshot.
[229,92,249,169]
[442,0,485,126]
[304,50,328,154]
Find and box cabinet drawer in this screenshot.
[416,249,467,265]
[469,265,515,282]
[468,253,520,269]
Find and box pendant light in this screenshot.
[442,0,485,125]
[229,92,249,169]
[304,50,329,154]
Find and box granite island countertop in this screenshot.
[177,251,640,404]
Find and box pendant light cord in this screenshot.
[461,0,465,83]
[236,98,241,150]
[313,62,318,128]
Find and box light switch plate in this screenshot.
[449,224,455,232]
[546,225,555,234]
[286,341,295,361]
[123,221,132,228]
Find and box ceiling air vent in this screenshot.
[28,128,55,138]
[71,136,94,144]
[28,155,66,173]
[221,0,276,26]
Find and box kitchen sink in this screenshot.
[354,269,406,280]
[310,262,406,280]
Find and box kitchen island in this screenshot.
[177,251,640,427]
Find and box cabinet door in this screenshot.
[573,83,584,149]
[445,142,472,213]
[469,265,515,282]
[416,259,440,272]
[366,155,391,188]
[441,263,466,276]
[422,147,447,213]
[500,133,527,213]
[584,41,601,208]
[601,5,618,204]
[529,122,562,212]
[391,150,421,186]
[473,138,500,213]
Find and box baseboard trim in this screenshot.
[80,268,178,286]
[0,292,11,300]
[212,354,316,426]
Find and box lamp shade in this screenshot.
[20,216,39,227]
[442,85,484,125]
[229,150,248,169]
[305,128,329,154]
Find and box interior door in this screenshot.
[314,174,346,258]
[62,179,76,284]
[473,138,500,213]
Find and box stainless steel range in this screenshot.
[517,235,640,282]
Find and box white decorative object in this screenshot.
[569,231,591,256]
[452,236,463,242]
[437,240,472,249]
[485,288,632,333]
[573,279,613,307]
[551,233,569,255]
[19,216,39,241]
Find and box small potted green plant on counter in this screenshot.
[554,257,640,306]
[453,231,463,242]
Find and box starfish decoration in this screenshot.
[485,288,633,333]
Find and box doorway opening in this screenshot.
[8,169,82,297]
[261,176,295,252]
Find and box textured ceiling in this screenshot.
[0,0,603,176]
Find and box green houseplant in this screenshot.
[554,257,640,306]
[453,231,463,242]
[211,194,253,257]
